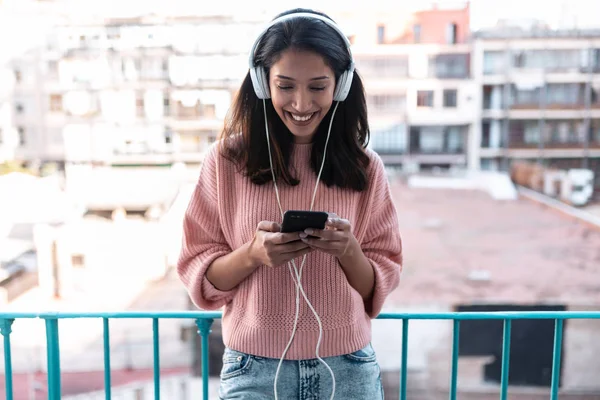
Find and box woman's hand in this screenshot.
[299,213,358,259]
[249,221,313,267]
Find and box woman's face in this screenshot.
[269,49,335,144]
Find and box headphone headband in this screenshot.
[248,12,355,101]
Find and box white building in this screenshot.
[7,15,265,167]
[471,27,600,189]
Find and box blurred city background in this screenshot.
[0,0,599,398]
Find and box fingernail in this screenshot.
[304,228,313,235]
[299,233,307,239]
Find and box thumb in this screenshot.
[257,221,281,233]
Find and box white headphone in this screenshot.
[248,12,355,102]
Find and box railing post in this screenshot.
[500,320,512,400]
[153,318,161,400]
[1,318,15,400]
[550,319,564,400]
[45,318,61,400]
[196,318,214,400]
[102,318,112,400]
[400,319,409,400]
[449,320,460,400]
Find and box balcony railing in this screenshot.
[1,311,599,400]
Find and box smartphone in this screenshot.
[281,210,328,234]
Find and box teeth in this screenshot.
[291,113,314,122]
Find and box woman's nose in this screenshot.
[291,90,312,113]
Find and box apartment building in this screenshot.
[9,1,599,191]
[471,28,600,189]
[352,2,476,171]
[6,2,476,173]
[8,14,264,167]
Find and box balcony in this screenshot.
[3,311,597,399]
[428,53,470,79]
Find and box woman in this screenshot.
[178,8,403,399]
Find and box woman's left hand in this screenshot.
[299,213,357,259]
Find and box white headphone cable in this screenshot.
[263,99,340,400]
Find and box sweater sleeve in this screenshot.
[177,145,237,310]
[361,154,403,318]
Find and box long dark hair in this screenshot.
[219,8,371,191]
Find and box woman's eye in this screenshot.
[311,87,326,91]
[277,85,293,91]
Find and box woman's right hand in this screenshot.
[249,221,313,267]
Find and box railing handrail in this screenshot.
[0,310,599,319]
[2,310,600,400]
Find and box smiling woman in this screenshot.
[177,8,403,400]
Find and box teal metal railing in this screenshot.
[1,311,599,400]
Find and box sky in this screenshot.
[0,0,599,66]
[2,0,599,29]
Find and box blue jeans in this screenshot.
[218,343,384,399]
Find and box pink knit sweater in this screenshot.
[177,141,402,360]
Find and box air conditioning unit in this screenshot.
[560,169,595,207]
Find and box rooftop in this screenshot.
[385,179,600,308]
[473,27,600,40]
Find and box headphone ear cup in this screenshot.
[333,70,353,102]
[250,67,271,99]
[259,68,271,99]
[250,67,265,99]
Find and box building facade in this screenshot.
[471,28,600,189]
[353,2,475,171]
[8,14,265,167]
[4,2,600,193]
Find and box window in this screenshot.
[356,56,409,77]
[446,23,458,44]
[49,94,63,112]
[202,104,216,118]
[481,122,491,148]
[483,51,506,75]
[136,93,145,118]
[71,254,85,269]
[524,121,540,144]
[593,49,600,71]
[443,89,457,107]
[47,61,58,78]
[413,24,421,43]
[445,126,464,152]
[163,93,170,115]
[416,90,434,107]
[377,25,385,44]
[368,94,406,112]
[17,127,25,145]
[15,103,24,114]
[429,54,470,79]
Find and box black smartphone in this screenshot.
[281,210,328,234]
